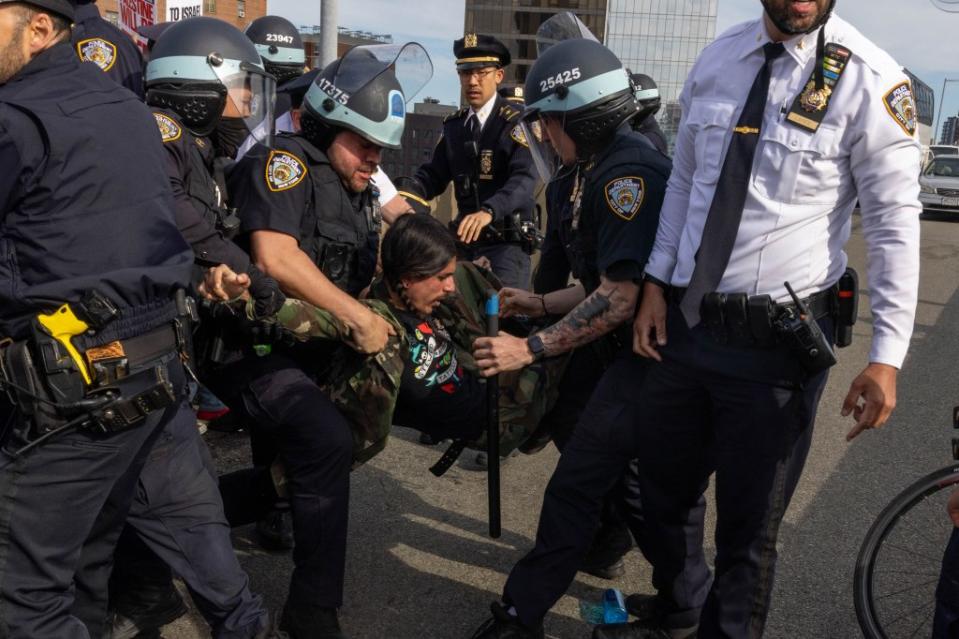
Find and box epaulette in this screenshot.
[498,103,522,122]
[444,107,468,123]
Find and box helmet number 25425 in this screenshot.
[540,68,581,93]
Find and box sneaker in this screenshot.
[470,603,544,639]
[471,449,517,470]
[256,506,294,551]
[196,406,231,421]
[419,432,438,445]
[109,584,188,639]
[580,522,633,580]
[279,605,345,639]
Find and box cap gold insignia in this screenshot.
[465,33,478,48]
[800,81,831,112]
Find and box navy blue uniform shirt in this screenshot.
[72,1,145,98]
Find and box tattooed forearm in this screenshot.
[538,278,639,356]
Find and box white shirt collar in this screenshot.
[468,93,498,130]
[739,17,820,67]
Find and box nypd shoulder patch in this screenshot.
[883,81,918,137]
[510,125,529,148]
[265,150,307,192]
[76,38,117,72]
[153,113,181,143]
[604,176,645,221]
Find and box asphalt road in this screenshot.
[163,212,959,639]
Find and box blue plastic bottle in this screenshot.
[579,588,629,625]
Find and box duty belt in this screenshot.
[669,286,836,347]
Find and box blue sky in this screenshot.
[268,0,959,142]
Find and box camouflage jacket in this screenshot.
[251,262,568,468]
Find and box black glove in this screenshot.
[247,265,286,319]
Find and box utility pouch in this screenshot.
[87,365,175,434]
[722,293,751,344]
[835,268,859,348]
[701,292,727,343]
[746,295,775,346]
[0,339,72,437]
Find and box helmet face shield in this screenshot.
[519,110,569,184]
[305,42,433,149]
[211,60,276,148]
[536,12,599,56]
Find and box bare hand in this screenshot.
[633,281,668,361]
[473,334,534,377]
[842,363,898,441]
[198,264,250,302]
[472,255,492,270]
[348,307,395,354]
[457,210,493,244]
[500,287,545,319]
[949,489,959,528]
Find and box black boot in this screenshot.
[256,503,294,551]
[109,582,187,639]
[279,604,346,639]
[580,521,633,579]
[470,602,544,639]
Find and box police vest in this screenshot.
[563,130,671,294]
[284,137,381,297]
[0,45,191,341]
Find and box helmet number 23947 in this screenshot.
[540,68,581,93]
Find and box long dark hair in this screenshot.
[381,214,456,291]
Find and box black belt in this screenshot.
[669,286,835,320]
[83,324,180,385]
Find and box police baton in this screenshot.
[485,291,502,539]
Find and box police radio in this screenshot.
[773,282,837,376]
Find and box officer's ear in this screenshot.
[24,10,68,56]
[494,67,505,85]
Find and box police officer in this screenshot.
[414,33,537,290]
[0,1,195,637]
[220,44,431,638]
[629,0,921,637]
[71,0,145,97]
[467,34,673,639]
[628,72,669,155]
[106,17,282,639]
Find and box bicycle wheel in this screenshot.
[854,464,959,638]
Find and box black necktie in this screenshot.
[680,42,786,327]
[466,113,481,143]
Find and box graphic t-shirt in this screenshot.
[391,307,485,441]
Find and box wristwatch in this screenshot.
[526,333,546,362]
[642,272,670,292]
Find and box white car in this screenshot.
[919,156,959,214]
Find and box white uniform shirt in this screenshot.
[645,14,921,368]
[466,93,497,133]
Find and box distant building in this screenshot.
[298,26,393,70]
[462,0,717,150]
[904,68,935,144]
[941,116,959,146]
[380,100,459,180]
[96,0,266,31]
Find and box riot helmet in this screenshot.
[535,11,599,55]
[521,36,637,182]
[629,72,661,124]
[0,0,74,21]
[145,16,275,148]
[760,0,835,36]
[301,42,432,150]
[245,15,306,85]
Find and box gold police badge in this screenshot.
[76,38,117,72]
[800,81,832,112]
[465,33,478,48]
[480,150,494,180]
[266,150,307,192]
[153,113,182,143]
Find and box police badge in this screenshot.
[76,38,117,72]
[480,150,494,180]
[266,150,308,192]
[153,113,181,143]
[883,81,918,137]
[800,81,831,112]
[604,176,645,221]
[465,33,478,48]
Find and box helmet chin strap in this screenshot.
[761,0,836,36]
